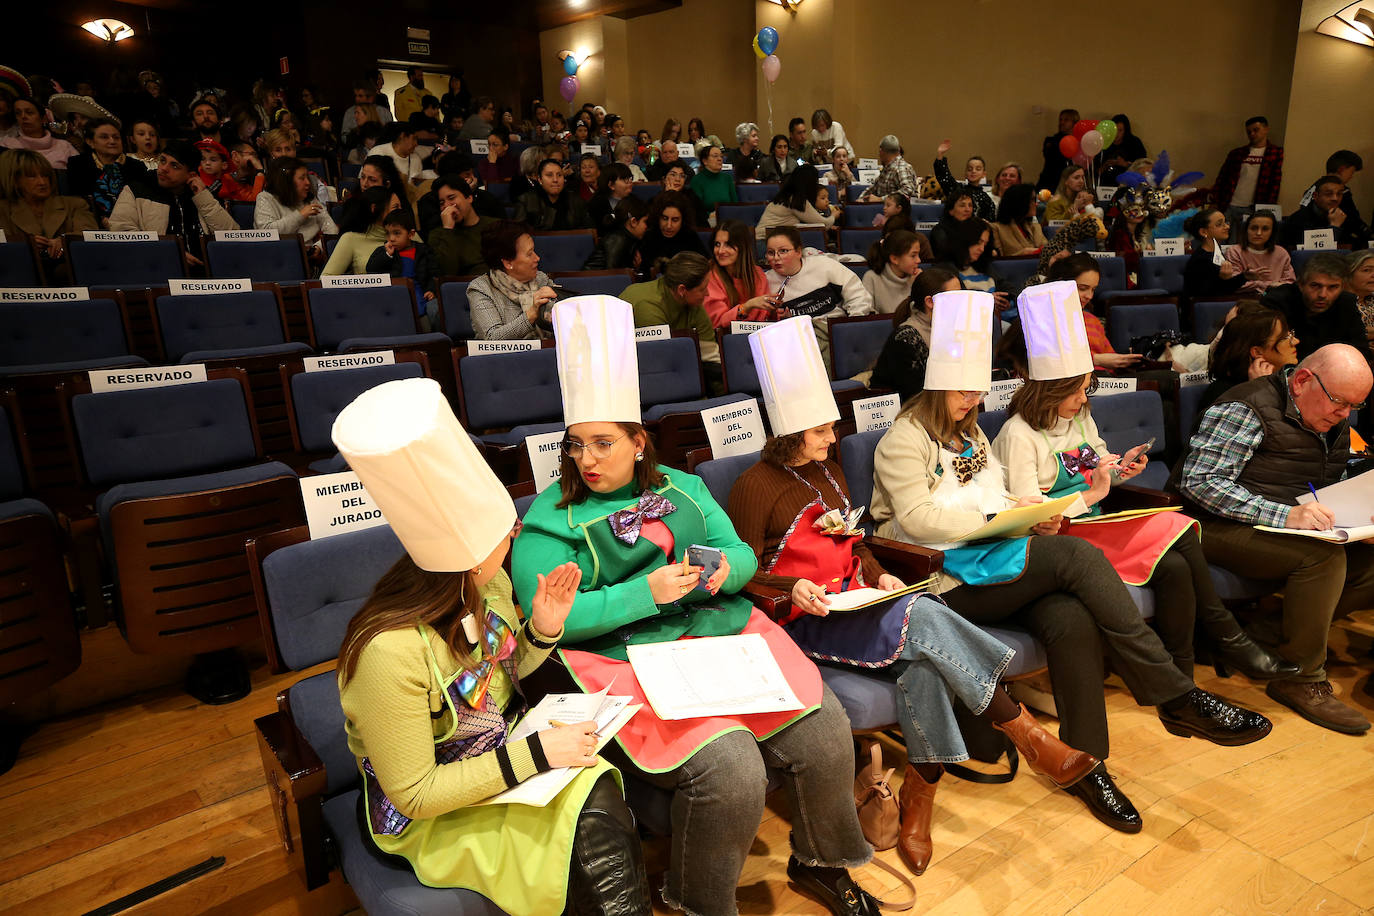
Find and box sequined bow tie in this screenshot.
[952,449,987,485]
[608,491,678,546]
[1059,444,1101,478]
[453,608,517,710]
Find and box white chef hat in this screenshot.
[750,316,840,436]
[1018,280,1095,381]
[331,378,515,572]
[923,290,995,392]
[553,296,642,426]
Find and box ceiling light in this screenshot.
[1317,3,1374,47]
[81,19,135,42]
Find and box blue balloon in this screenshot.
[756,27,778,55]
[563,55,579,76]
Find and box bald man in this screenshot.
[1178,344,1374,734]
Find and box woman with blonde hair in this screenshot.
[0,148,97,272]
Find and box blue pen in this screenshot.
[1307,482,1320,502]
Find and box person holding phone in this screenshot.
[703,219,778,328]
[728,317,1099,877]
[991,281,1296,685]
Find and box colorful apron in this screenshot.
[559,490,822,774]
[1047,419,1197,586]
[930,442,1032,586]
[765,463,915,668]
[358,612,617,915]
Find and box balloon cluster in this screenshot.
[1057,117,1119,167]
[558,51,581,103]
[752,27,782,83]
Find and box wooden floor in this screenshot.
[3,629,1374,916]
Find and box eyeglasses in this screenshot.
[955,390,985,403]
[1309,370,1366,411]
[765,247,795,258]
[562,434,626,459]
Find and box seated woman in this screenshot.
[728,316,1097,876]
[332,378,652,916]
[468,220,557,340]
[757,133,795,183]
[990,184,1048,258]
[726,122,763,175]
[862,229,925,315]
[992,282,1296,683]
[932,217,999,301]
[582,194,648,272]
[635,190,705,277]
[661,118,682,146]
[928,189,975,257]
[933,141,995,221]
[1349,250,1374,342]
[1225,211,1294,296]
[1183,209,1245,300]
[587,162,634,236]
[755,164,838,239]
[0,149,96,279]
[612,136,647,183]
[510,146,549,202]
[659,161,708,227]
[869,268,960,404]
[1049,254,1142,373]
[0,98,78,169]
[1104,187,1156,281]
[704,218,776,328]
[322,186,400,275]
[686,117,706,146]
[358,153,405,196]
[1044,165,1093,223]
[253,156,337,258]
[689,145,738,214]
[871,289,1272,833]
[514,158,591,231]
[514,299,884,916]
[987,162,1023,209]
[477,128,519,186]
[64,117,128,227]
[1196,303,1298,418]
[809,108,853,160]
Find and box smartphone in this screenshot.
[1124,438,1156,467]
[685,545,722,591]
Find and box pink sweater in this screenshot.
[1224,245,1295,295]
[0,132,78,169]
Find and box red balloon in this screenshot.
[1059,135,1080,158]
[1072,119,1098,139]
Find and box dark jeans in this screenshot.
[941,536,1194,759]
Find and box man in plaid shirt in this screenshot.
[1211,116,1283,242]
[1179,345,1374,734]
[859,135,918,202]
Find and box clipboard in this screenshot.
[958,493,1081,541]
[1070,506,1183,525]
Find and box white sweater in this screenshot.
[253,191,338,246]
[766,255,873,324]
[991,410,1109,502]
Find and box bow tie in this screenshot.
[1059,445,1101,478]
[453,608,517,710]
[608,491,678,546]
[951,449,987,485]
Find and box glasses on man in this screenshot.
[562,434,626,459]
[1309,370,1366,411]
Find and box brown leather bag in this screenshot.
[853,740,899,850]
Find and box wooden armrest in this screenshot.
[1105,484,1178,510]
[255,710,332,890]
[865,535,945,580]
[741,583,792,622]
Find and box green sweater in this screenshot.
[427,216,494,277]
[621,278,720,363]
[512,468,756,660]
[690,168,738,213]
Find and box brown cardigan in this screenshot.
[0,195,97,243]
[726,457,886,595]
[989,219,1048,258]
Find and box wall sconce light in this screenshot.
[765,0,803,11]
[81,19,136,42]
[1317,2,1374,47]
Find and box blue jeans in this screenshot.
[890,595,1016,764]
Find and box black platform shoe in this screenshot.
[786,857,881,916]
[1064,763,1142,833]
[1158,688,1272,746]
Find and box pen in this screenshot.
[1307,482,1319,502]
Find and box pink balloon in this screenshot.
[762,54,781,83]
[559,75,579,103]
[1072,151,1091,167]
[1080,129,1104,157]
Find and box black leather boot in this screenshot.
[1209,631,1300,681]
[565,774,652,916]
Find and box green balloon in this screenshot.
[1097,119,1118,146]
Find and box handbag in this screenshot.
[853,740,899,850]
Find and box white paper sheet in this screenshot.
[1296,471,1374,529]
[626,633,803,720]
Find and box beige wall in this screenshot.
[1282,0,1374,215]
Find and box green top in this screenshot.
[428,216,495,277]
[621,278,720,363]
[322,224,388,276]
[690,168,738,212]
[512,467,756,660]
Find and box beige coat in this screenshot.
[108,185,238,235]
[989,220,1048,258]
[0,195,97,242]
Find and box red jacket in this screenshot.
[1211,143,1283,209]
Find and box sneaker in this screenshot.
[1266,679,1371,735]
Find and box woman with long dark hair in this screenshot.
[1183,208,1246,299]
[514,158,591,231]
[635,190,705,277]
[322,185,401,275]
[990,184,1048,257]
[863,229,925,314]
[755,163,837,239]
[703,218,776,328]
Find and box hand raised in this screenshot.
[531,561,582,637]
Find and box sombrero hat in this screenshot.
[0,65,30,100]
[49,93,119,126]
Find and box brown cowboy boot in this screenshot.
[896,763,940,876]
[993,703,1098,789]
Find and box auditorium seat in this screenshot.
[720,333,864,403]
[843,204,881,227]
[838,227,880,256]
[629,182,663,202]
[1288,248,1320,276]
[550,269,634,299]
[0,242,41,286]
[1091,255,1128,292]
[828,315,893,380]
[990,258,1041,293]
[0,296,148,376]
[228,202,256,230]
[206,236,310,286]
[1105,301,1180,352]
[1137,254,1190,296]
[152,286,311,363]
[456,346,564,445]
[911,203,943,223]
[1092,389,1169,491]
[716,202,767,227]
[735,183,778,203]
[68,371,303,669]
[303,280,451,353]
[1192,299,1237,342]
[283,357,429,472]
[434,278,476,340]
[530,230,597,273]
[65,235,185,289]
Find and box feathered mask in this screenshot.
[1116,150,1203,221]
